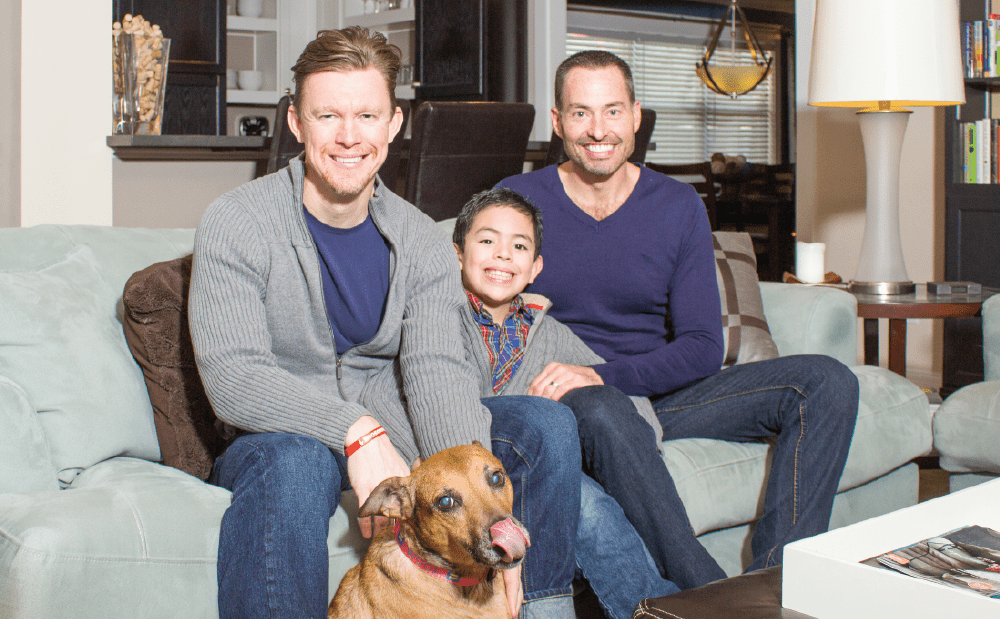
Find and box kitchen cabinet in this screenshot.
[226,0,317,105]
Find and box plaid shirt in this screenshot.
[466,290,534,394]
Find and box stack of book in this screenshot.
[964,17,1000,78]
[958,119,998,183]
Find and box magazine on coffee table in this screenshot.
[861,525,1000,599]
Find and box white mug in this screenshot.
[796,242,826,284]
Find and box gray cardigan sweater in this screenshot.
[462,294,663,445]
[189,159,490,464]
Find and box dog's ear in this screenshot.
[359,476,414,520]
[472,440,482,447]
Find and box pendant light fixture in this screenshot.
[695,0,773,99]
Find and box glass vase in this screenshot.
[112,32,171,135]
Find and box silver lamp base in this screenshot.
[848,280,916,295]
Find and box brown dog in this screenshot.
[328,442,530,619]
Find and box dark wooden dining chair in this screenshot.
[732,163,796,282]
[543,108,657,167]
[709,162,796,282]
[264,94,303,176]
[404,101,535,222]
[376,99,411,195]
[645,161,719,231]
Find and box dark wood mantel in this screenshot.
[108,135,270,161]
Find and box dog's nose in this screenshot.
[490,518,529,563]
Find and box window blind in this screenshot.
[565,29,776,165]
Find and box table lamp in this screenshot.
[808,0,964,295]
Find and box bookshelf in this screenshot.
[942,0,1000,395]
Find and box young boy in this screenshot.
[451,187,663,445]
[450,187,677,618]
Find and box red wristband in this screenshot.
[345,426,386,457]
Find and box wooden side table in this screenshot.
[852,284,989,377]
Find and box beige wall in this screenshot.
[0,0,19,228]
[796,0,945,385]
[22,1,112,225]
[112,160,257,228]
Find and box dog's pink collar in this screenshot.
[394,519,491,587]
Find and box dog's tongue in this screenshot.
[490,518,529,563]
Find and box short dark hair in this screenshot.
[291,27,401,111]
[554,50,635,110]
[453,188,543,259]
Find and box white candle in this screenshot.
[796,242,826,284]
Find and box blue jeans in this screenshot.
[576,476,680,619]
[210,433,349,619]
[482,395,581,606]
[562,355,858,591]
[210,395,581,619]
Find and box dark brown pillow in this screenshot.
[122,254,224,480]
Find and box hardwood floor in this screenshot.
[918,466,950,503]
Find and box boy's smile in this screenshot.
[456,205,543,325]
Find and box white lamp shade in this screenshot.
[809,0,965,107]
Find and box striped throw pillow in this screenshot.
[713,231,779,367]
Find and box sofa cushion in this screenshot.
[0,246,160,485]
[664,365,929,536]
[839,365,931,488]
[712,232,779,367]
[0,377,59,494]
[758,282,857,365]
[0,457,366,618]
[933,380,1000,474]
[122,254,225,481]
[984,295,1000,382]
[0,225,195,298]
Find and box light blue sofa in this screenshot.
[0,224,931,618]
[932,295,1000,492]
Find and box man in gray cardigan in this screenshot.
[189,28,580,619]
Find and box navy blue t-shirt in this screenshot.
[304,208,390,354]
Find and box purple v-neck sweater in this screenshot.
[498,165,724,397]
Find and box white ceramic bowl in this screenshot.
[236,0,264,17]
[237,70,264,91]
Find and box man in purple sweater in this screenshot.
[498,50,859,590]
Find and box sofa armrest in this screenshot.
[934,379,1000,474]
[758,283,857,365]
[984,295,1000,381]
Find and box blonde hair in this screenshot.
[291,27,401,110]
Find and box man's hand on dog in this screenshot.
[345,415,411,538]
[528,362,603,401]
